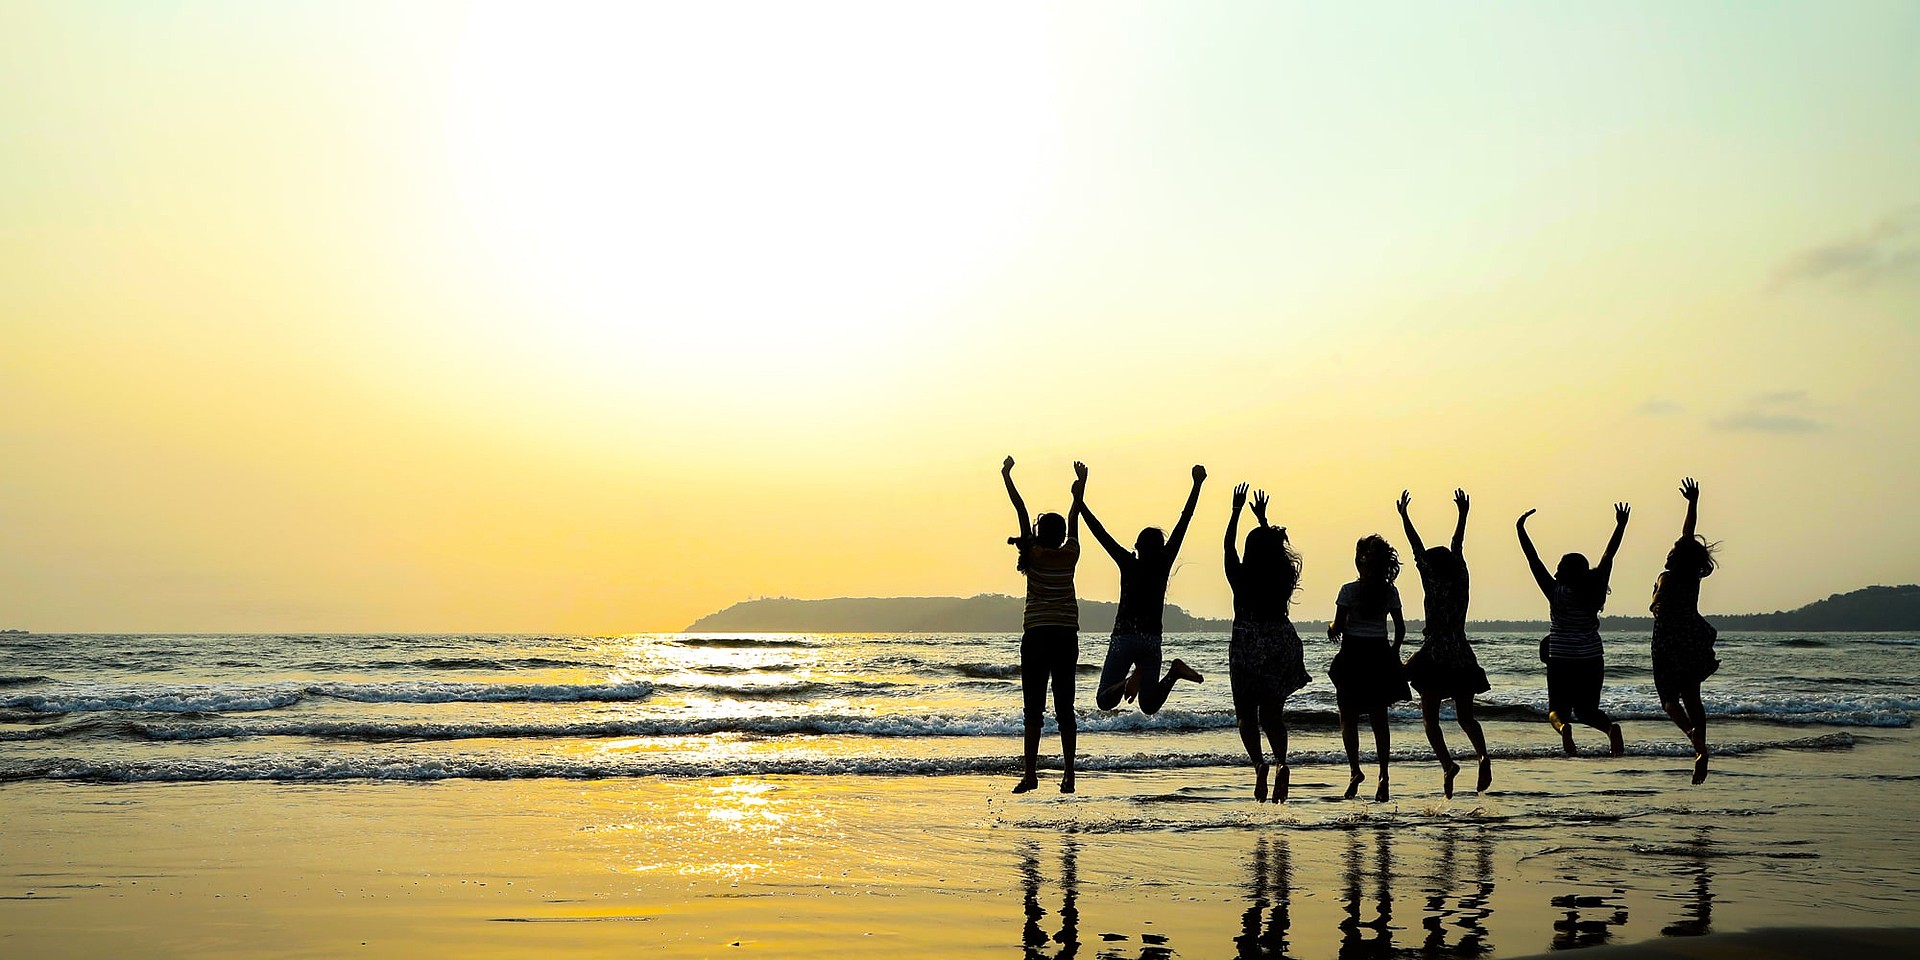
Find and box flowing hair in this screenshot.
[1243,525,1302,603]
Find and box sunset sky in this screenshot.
[3,2,1916,632]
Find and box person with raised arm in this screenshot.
[1080,464,1208,716]
[1224,484,1310,802]
[1002,456,1086,795]
[1518,501,1631,758]
[1328,534,1410,801]
[1651,478,1720,784]
[1397,489,1493,798]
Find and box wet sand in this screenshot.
[5,725,1919,958]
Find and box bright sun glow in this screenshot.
[445,2,1060,386]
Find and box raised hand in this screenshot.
[1074,461,1089,482]
[1232,482,1249,509]
[1002,456,1015,475]
[1251,489,1270,525]
[1680,477,1698,502]
[1615,502,1632,525]
[1192,464,1207,484]
[1396,489,1411,514]
[1517,508,1537,528]
[1455,488,1470,512]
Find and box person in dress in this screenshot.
[1080,464,1208,715]
[1328,534,1410,801]
[1224,484,1310,802]
[1002,456,1086,794]
[1517,502,1631,758]
[1652,477,1719,785]
[1396,488,1493,797]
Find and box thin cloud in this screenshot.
[1774,208,1920,290]
[1711,391,1828,433]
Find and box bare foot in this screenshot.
[1344,770,1364,800]
[1254,763,1269,802]
[1275,765,1289,803]
[1122,667,1143,703]
[1692,748,1708,785]
[1559,726,1578,757]
[1012,774,1038,794]
[1061,772,1076,794]
[1441,760,1460,800]
[1476,755,1493,793]
[1608,723,1625,758]
[1169,658,1204,684]
[1374,776,1390,803]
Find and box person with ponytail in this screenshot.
[1002,456,1085,794]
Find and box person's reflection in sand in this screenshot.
[1549,887,1630,950]
[1020,838,1081,959]
[1338,827,1396,959]
[1660,828,1714,937]
[1417,827,1495,956]
[1235,834,1293,958]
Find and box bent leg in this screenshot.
[1456,696,1492,792]
[1094,638,1133,712]
[1422,696,1459,798]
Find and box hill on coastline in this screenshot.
[682,585,1920,634]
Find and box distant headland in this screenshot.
[684,584,1920,634]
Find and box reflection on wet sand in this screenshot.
[1021,838,1080,960]
[1660,828,1714,938]
[1419,828,1495,956]
[1338,828,1395,959]
[1235,834,1293,959]
[1550,890,1630,950]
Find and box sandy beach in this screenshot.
[7,710,1919,957]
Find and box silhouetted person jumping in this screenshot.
[1225,484,1310,802]
[1080,463,1208,715]
[1329,534,1409,801]
[1397,489,1493,798]
[1651,477,1719,784]
[1002,456,1086,795]
[1518,501,1630,757]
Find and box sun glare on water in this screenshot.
[445,3,1059,390]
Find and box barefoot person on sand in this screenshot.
[1079,463,1208,715]
[1652,477,1720,784]
[1002,456,1086,794]
[1518,501,1631,758]
[1397,488,1493,798]
[1224,484,1310,802]
[1328,534,1410,801]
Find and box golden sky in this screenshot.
[3,2,1917,632]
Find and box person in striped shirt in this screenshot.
[1518,502,1632,757]
[1003,456,1086,795]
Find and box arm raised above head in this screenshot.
[1078,495,1128,566]
[1397,490,1427,557]
[1517,509,1554,596]
[1068,461,1087,541]
[1451,488,1469,555]
[1002,457,1030,542]
[1596,502,1630,581]
[1163,464,1206,560]
[1679,477,1699,541]
[1224,482,1248,568]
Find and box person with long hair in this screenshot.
[1397,488,1493,797]
[1328,534,1410,801]
[1651,478,1719,784]
[1080,464,1208,715]
[1518,501,1631,757]
[1224,484,1310,802]
[1002,456,1086,794]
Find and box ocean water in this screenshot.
[1,630,1910,784]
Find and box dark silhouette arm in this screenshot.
[1078,497,1129,566]
[1595,502,1630,585]
[1002,457,1030,544]
[1068,461,1087,542]
[1224,482,1247,571]
[1328,604,1347,641]
[1679,477,1698,540]
[1451,488,1469,555]
[1396,490,1427,557]
[1163,464,1207,560]
[1517,509,1554,597]
[1391,604,1406,652]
